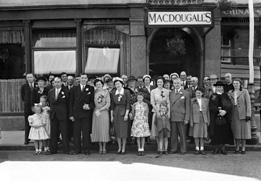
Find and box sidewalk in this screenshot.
[0,131,261,151]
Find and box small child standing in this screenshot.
[154,101,170,155]
[131,92,150,156]
[28,104,49,154]
[40,95,51,155]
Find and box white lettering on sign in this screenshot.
[148,11,212,26]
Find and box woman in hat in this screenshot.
[31,76,49,106]
[190,88,209,155]
[209,80,234,155]
[228,78,251,154]
[110,77,130,155]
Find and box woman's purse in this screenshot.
[215,116,227,126]
[109,122,115,136]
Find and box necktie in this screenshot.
[30,83,33,90]
[55,89,59,100]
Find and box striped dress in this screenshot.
[91,89,111,142]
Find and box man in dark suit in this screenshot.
[21,73,35,145]
[224,73,233,93]
[169,78,191,155]
[180,71,188,89]
[48,77,72,154]
[66,75,75,141]
[69,73,94,155]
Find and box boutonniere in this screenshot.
[62,95,65,98]
[211,95,216,101]
[160,91,165,98]
[38,90,43,94]
[61,91,64,95]
[135,88,138,93]
[180,96,185,99]
[180,91,183,95]
[85,88,89,92]
[97,94,105,104]
[118,94,123,102]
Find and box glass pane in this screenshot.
[33,30,76,47]
[84,47,120,74]
[34,50,76,74]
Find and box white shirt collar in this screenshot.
[115,88,124,95]
[175,87,182,92]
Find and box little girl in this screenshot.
[40,95,51,155]
[28,104,49,154]
[190,88,209,155]
[130,92,150,156]
[154,101,170,155]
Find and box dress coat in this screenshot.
[169,89,190,122]
[227,89,251,139]
[110,89,130,138]
[21,82,34,114]
[190,97,210,124]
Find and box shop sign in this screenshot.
[221,8,261,17]
[147,11,213,26]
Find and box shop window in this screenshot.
[84,47,120,74]
[0,28,25,79]
[83,27,129,75]
[32,29,76,75]
[221,35,232,63]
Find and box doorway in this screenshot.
[149,28,200,78]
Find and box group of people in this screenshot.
[20,71,252,156]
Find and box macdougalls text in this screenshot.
[148,12,212,25]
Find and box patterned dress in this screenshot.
[28,114,49,140]
[131,102,150,137]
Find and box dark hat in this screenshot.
[214,80,226,87]
[89,75,97,80]
[127,76,137,82]
[36,76,47,82]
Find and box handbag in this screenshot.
[215,116,227,126]
[109,122,115,136]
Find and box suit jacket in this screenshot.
[110,89,130,116]
[170,89,191,122]
[69,84,94,119]
[21,82,34,113]
[190,97,210,124]
[227,89,251,119]
[48,87,69,121]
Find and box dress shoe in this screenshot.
[141,151,145,156]
[234,150,240,154]
[220,150,227,155]
[99,151,103,154]
[194,150,200,155]
[24,141,29,145]
[121,151,126,155]
[212,149,219,155]
[117,151,121,155]
[137,151,141,156]
[72,151,81,155]
[200,150,206,155]
[84,151,90,155]
[180,152,186,155]
[50,151,57,154]
[169,151,178,154]
[64,151,74,155]
[241,151,246,154]
[163,151,169,155]
[44,150,51,155]
[159,151,163,156]
[102,151,107,154]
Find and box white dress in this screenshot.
[28,114,49,140]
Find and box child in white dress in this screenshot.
[40,95,51,155]
[28,104,49,154]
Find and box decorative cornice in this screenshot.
[147,0,204,5]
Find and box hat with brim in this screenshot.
[113,77,124,85]
[127,76,137,82]
[36,76,46,82]
[103,74,112,79]
[170,73,179,78]
[143,75,151,80]
[214,80,226,87]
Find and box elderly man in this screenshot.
[121,74,128,88]
[48,77,72,154]
[186,77,200,98]
[205,74,218,98]
[21,73,35,145]
[203,76,210,88]
[169,78,190,155]
[180,71,188,89]
[224,73,233,93]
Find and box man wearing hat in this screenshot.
[205,74,218,98]
[21,73,35,145]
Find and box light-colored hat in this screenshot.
[170,73,179,78]
[113,77,124,84]
[143,75,151,79]
[103,74,112,79]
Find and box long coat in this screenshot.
[227,89,251,119]
[190,97,210,124]
[169,89,190,122]
[21,83,34,113]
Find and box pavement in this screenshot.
[0,131,261,151]
[0,151,260,181]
